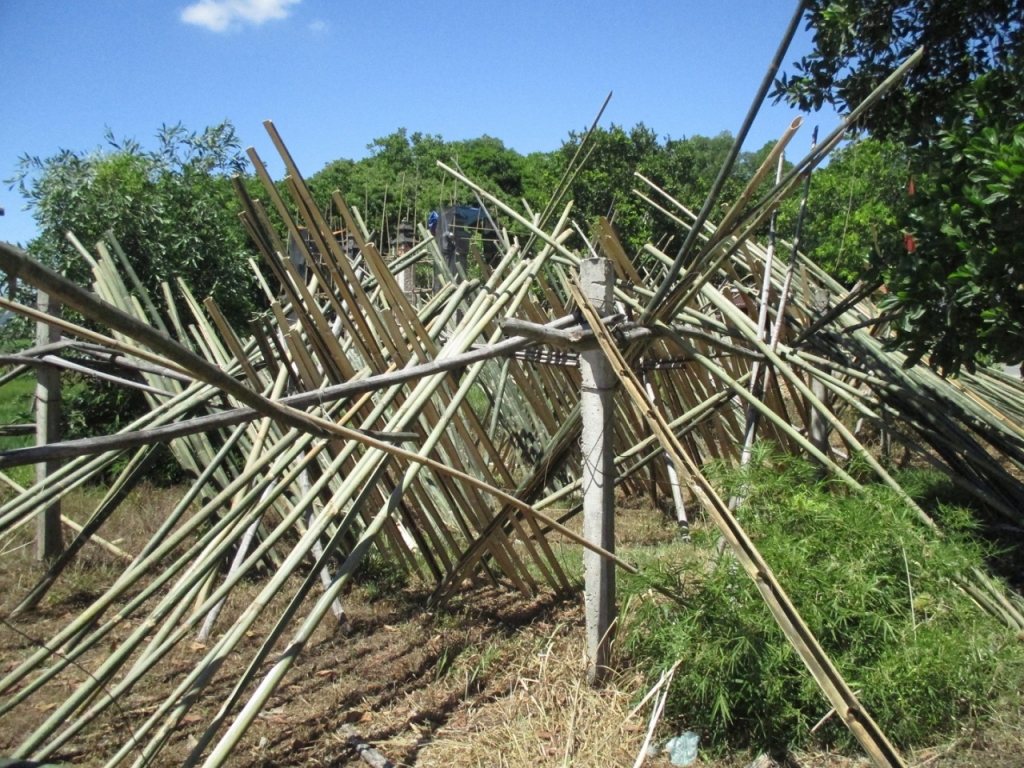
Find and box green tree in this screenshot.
[779,137,909,284]
[8,122,260,476]
[887,72,1024,369]
[776,0,1024,372]
[518,150,562,214]
[775,0,1023,145]
[558,123,661,250]
[307,125,784,268]
[651,132,778,242]
[308,129,531,246]
[10,121,258,326]
[556,125,780,260]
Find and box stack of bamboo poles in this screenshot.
[1,49,1023,768]
[0,118,636,766]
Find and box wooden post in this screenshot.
[35,291,63,561]
[642,371,689,538]
[580,257,616,684]
[809,287,831,462]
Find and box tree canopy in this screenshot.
[778,137,909,285]
[888,72,1024,369]
[305,124,780,267]
[777,0,1024,372]
[307,129,553,248]
[9,122,259,327]
[7,123,262,471]
[777,0,1023,144]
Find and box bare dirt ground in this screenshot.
[1,484,1022,767]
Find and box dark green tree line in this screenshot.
[307,129,555,246]
[777,137,910,285]
[306,125,782,265]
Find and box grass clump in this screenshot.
[351,549,410,599]
[620,447,1024,755]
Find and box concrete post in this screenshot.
[580,257,616,684]
[398,263,416,300]
[395,219,417,303]
[35,291,63,561]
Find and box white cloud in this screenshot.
[181,0,301,32]
[308,19,328,34]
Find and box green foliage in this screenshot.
[621,448,1023,754]
[9,122,258,326]
[0,303,35,355]
[352,549,409,600]
[308,128,538,245]
[882,71,1024,371]
[1,259,46,355]
[557,123,661,248]
[776,0,1023,145]
[777,0,1024,371]
[7,122,261,480]
[0,377,37,489]
[779,138,909,284]
[558,126,780,259]
[307,125,782,265]
[58,375,184,486]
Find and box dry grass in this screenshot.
[0,481,184,614]
[418,623,647,767]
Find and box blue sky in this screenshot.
[0,0,840,247]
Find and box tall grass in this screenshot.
[620,446,1024,754]
[0,375,36,490]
